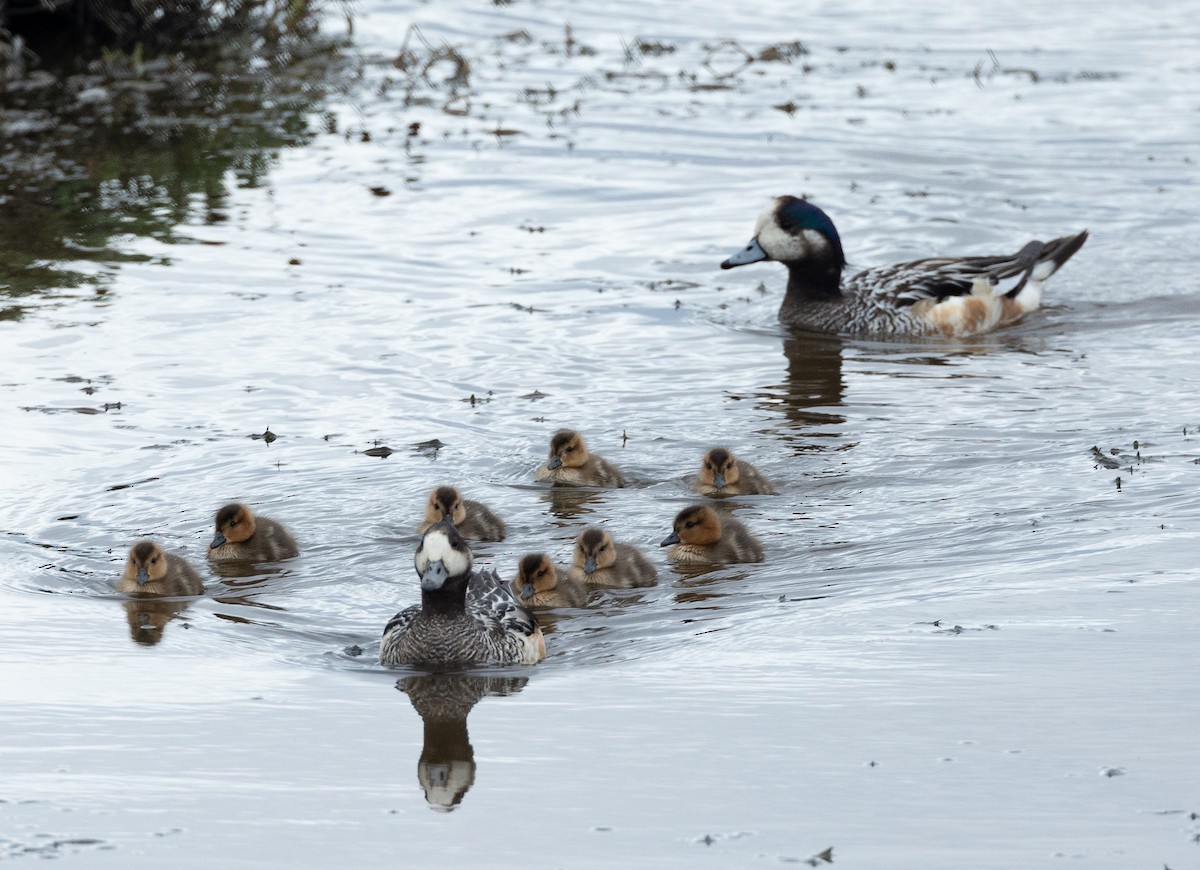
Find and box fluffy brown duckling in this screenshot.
[206,502,298,562]
[116,540,204,597]
[660,505,764,565]
[694,446,776,497]
[510,553,589,609]
[417,485,507,542]
[570,527,657,589]
[535,429,626,488]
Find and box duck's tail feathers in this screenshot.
[1003,229,1088,299]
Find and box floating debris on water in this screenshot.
[361,445,394,458]
[413,439,444,458]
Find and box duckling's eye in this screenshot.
[537,569,547,578]
[685,521,696,529]
[726,461,735,470]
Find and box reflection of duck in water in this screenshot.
[721,196,1088,337]
[207,502,298,563]
[661,505,764,566]
[417,485,507,542]
[117,541,204,596]
[570,527,657,589]
[398,673,527,811]
[380,521,545,667]
[511,553,589,608]
[535,429,626,487]
[694,447,776,497]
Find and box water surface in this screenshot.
[1,0,1198,866]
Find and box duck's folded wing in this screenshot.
[469,569,540,638]
[382,604,419,638]
[862,232,1087,307]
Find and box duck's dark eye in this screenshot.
[151,557,159,564]
[726,461,735,470]
[538,569,547,577]
[685,521,695,529]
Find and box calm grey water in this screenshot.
[2,0,1198,866]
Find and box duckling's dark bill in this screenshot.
[721,238,767,269]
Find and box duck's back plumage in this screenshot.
[810,231,1090,337]
[381,569,545,667]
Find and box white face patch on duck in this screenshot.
[755,219,834,265]
[414,526,471,589]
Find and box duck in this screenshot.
[380,520,546,667]
[661,505,764,565]
[417,485,507,542]
[535,429,626,487]
[206,502,298,562]
[510,553,589,608]
[116,540,204,597]
[570,527,657,589]
[694,446,776,497]
[720,195,1088,337]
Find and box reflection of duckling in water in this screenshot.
[123,598,194,646]
[116,541,204,596]
[510,553,589,608]
[381,521,545,667]
[694,447,776,497]
[417,485,506,542]
[570,527,657,589]
[661,505,764,566]
[207,502,298,562]
[535,429,626,487]
[399,673,527,812]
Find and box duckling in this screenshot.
[510,553,589,609]
[660,505,764,566]
[116,540,204,597]
[721,196,1088,337]
[380,521,545,667]
[417,485,507,542]
[694,446,776,497]
[206,502,298,562]
[570,527,657,589]
[535,429,626,487]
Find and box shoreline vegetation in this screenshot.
[0,1,347,314]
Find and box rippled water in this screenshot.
[2,0,1198,866]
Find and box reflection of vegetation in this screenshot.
[0,1,346,311]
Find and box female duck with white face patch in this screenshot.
[380,521,546,668]
[721,195,1087,338]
